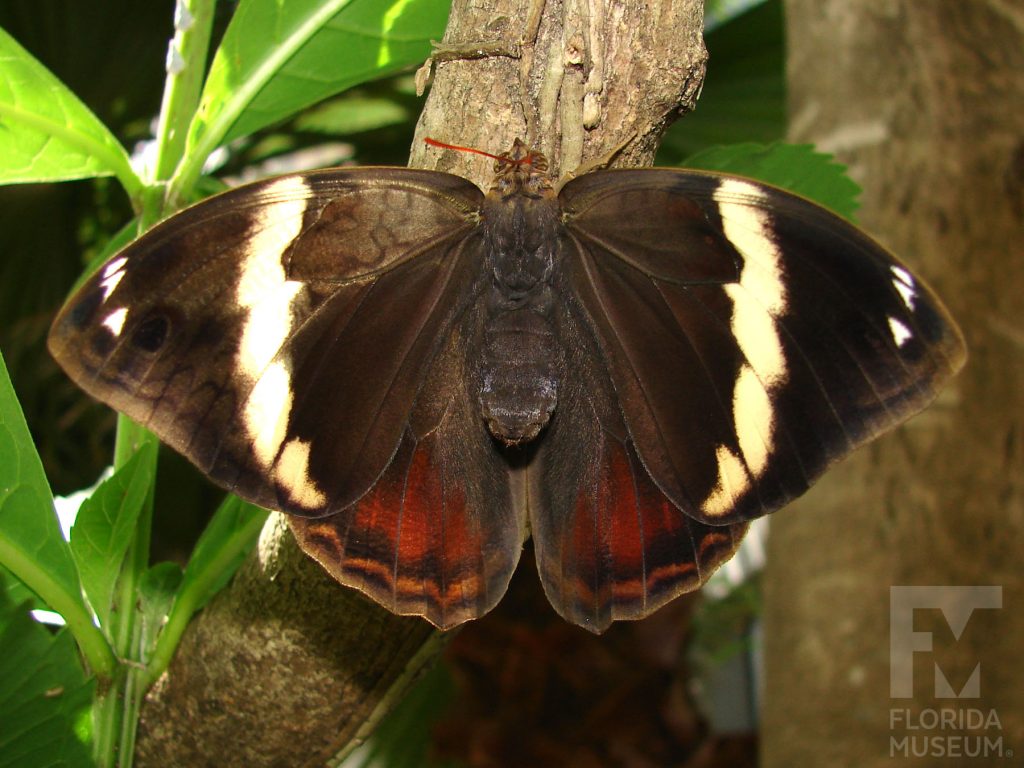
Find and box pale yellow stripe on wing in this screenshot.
[701,178,790,518]
[236,175,309,382]
[234,174,328,512]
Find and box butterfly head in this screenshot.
[490,139,552,199]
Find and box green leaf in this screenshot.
[294,94,410,135]
[0,26,141,195]
[0,565,39,612]
[0,572,93,768]
[178,0,450,193]
[0,348,116,677]
[69,442,157,628]
[0,350,84,626]
[659,0,784,161]
[684,142,862,221]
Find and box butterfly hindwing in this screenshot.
[528,293,748,630]
[290,307,527,629]
[558,169,966,528]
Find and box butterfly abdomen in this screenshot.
[477,193,564,445]
[477,299,560,445]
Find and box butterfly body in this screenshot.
[49,141,965,632]
[476,143,563,445]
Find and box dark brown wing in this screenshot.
[529,168,964,630]
[49,167,527,625]
[557,169,965,527]
[49,168,483,516]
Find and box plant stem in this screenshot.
[92,673,123,768]
[152,0,216,186]
[0,537,117,679]
[91,1,217,765]
[92,438,156,768]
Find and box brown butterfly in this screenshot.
[48,139,965,632]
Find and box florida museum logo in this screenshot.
[888,586,1007,759]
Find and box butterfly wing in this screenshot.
[49,167,526,626]
[290,303,528,628]
[528,293,749,631]
[530,168,965,629]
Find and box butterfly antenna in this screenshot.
[424,137,505,161]
[424,137,537,169]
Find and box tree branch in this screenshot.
[412,0,707,183]
[136,515,441,766]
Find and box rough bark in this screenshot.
[411,0,707,183]
[763,2,1024,766]
[135,1,708,764]
[136,515,442,767]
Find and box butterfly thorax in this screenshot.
[477,152,562,446]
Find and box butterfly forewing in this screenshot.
[558,169,965,530]
[49,168,486,521]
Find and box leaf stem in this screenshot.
[168,0,355,202]
[92,433,157,768]
[153,0,217,187]
[0,537,117,678]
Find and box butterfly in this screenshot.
[48,138,965,633]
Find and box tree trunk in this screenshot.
[135,1,707,764]
[763,2,1024,766]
